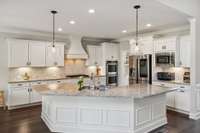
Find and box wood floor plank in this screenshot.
[0,106,199,133]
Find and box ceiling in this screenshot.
[0,0,189,38]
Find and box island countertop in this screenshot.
[32,83,177,99]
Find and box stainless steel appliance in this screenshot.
[157,72,175,81]
[129,54,152,84]
[106,61,118,86]
[183,72,190,83]
[155,52,175,66]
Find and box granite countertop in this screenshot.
[32,83,177,99]
[8,75,106,84]
[153,80,190,86]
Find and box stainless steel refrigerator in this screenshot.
[129,54,152,84]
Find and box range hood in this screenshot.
[65,36,88,59]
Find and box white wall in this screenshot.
[0,36,8,91]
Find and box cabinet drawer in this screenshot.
[30,81,47,86]
[9,83,30,88]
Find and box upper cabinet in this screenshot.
[28,41,46,67]
[86,45,103,66]
[8,39,29,67]
[46,42,65,67]
[8,39,65,67]
[102,43,119,61]
[179,35,191,68]
[154,37,177,53]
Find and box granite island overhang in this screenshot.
[33,83,177,133]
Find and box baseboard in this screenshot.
[8,102,41,110]
[134,118,167,133]
[189,112,200,120]
[167,107,189,115]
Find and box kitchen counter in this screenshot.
[32,83,177,99]
[39,83,175,133]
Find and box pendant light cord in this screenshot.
[51,10,57,48]
[134,5,140,46]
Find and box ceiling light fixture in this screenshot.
[69,20,76,24]
[58,28,63,31]
[51,10,58,53]
[122,30,127,33]
[88,9,95,14]
[146,24,152,27]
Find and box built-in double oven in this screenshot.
[106,61,118,86]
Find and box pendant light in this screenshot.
[134,5,141,54]
[51,10,57,53]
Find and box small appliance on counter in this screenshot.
[106,61,118,86]
[183,72,190,83]
[157,72,175,81]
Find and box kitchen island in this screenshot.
[33,83,177,133]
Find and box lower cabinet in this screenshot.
[8,87,30,106]
[166,87,190,113]
[8,84,42,108]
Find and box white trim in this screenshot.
[189,112,200,120]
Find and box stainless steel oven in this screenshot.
[106,61,118,86]
[155,52,175,66]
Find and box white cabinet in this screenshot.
[8,39,65,67]
[166,92,175,107]
[29,41,46,67]
[87,45,103,66]
[8,82,42,109]
[179,35,191,67]
[152,82,190,113]
[140,37,153,54]
[8,87,30,106]
[175,88,190,112]
[154,37,177,53]
[8,39,29,67]
[102,43,119,61]
[46,43,65,67]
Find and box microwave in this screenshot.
[155,52,175,66]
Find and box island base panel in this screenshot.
[41,95,167,133]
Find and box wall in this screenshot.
[0,36,8,90]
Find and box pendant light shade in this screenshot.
[51,10,57,53]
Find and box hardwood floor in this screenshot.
[0,106,199,133]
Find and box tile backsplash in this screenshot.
[9,59,102,81]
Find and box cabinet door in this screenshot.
[179,36,191,67]
[8,39,29,67]
[55,43,64,66]
[30,88,42,103]
[175,89,190,112]
[8,87,30,106]
[46,43,64,67]
[166,92,175,108]
[95,46,103,66]
[141,40,153,54]
[103,43,119,60]
[87,45,96,66]
[29,41,46,67]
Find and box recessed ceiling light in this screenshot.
[88,9,95,14]
[122,30,127,33]
[58,28,63,31]
[146,24,152,27]
[69,20,76,25]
